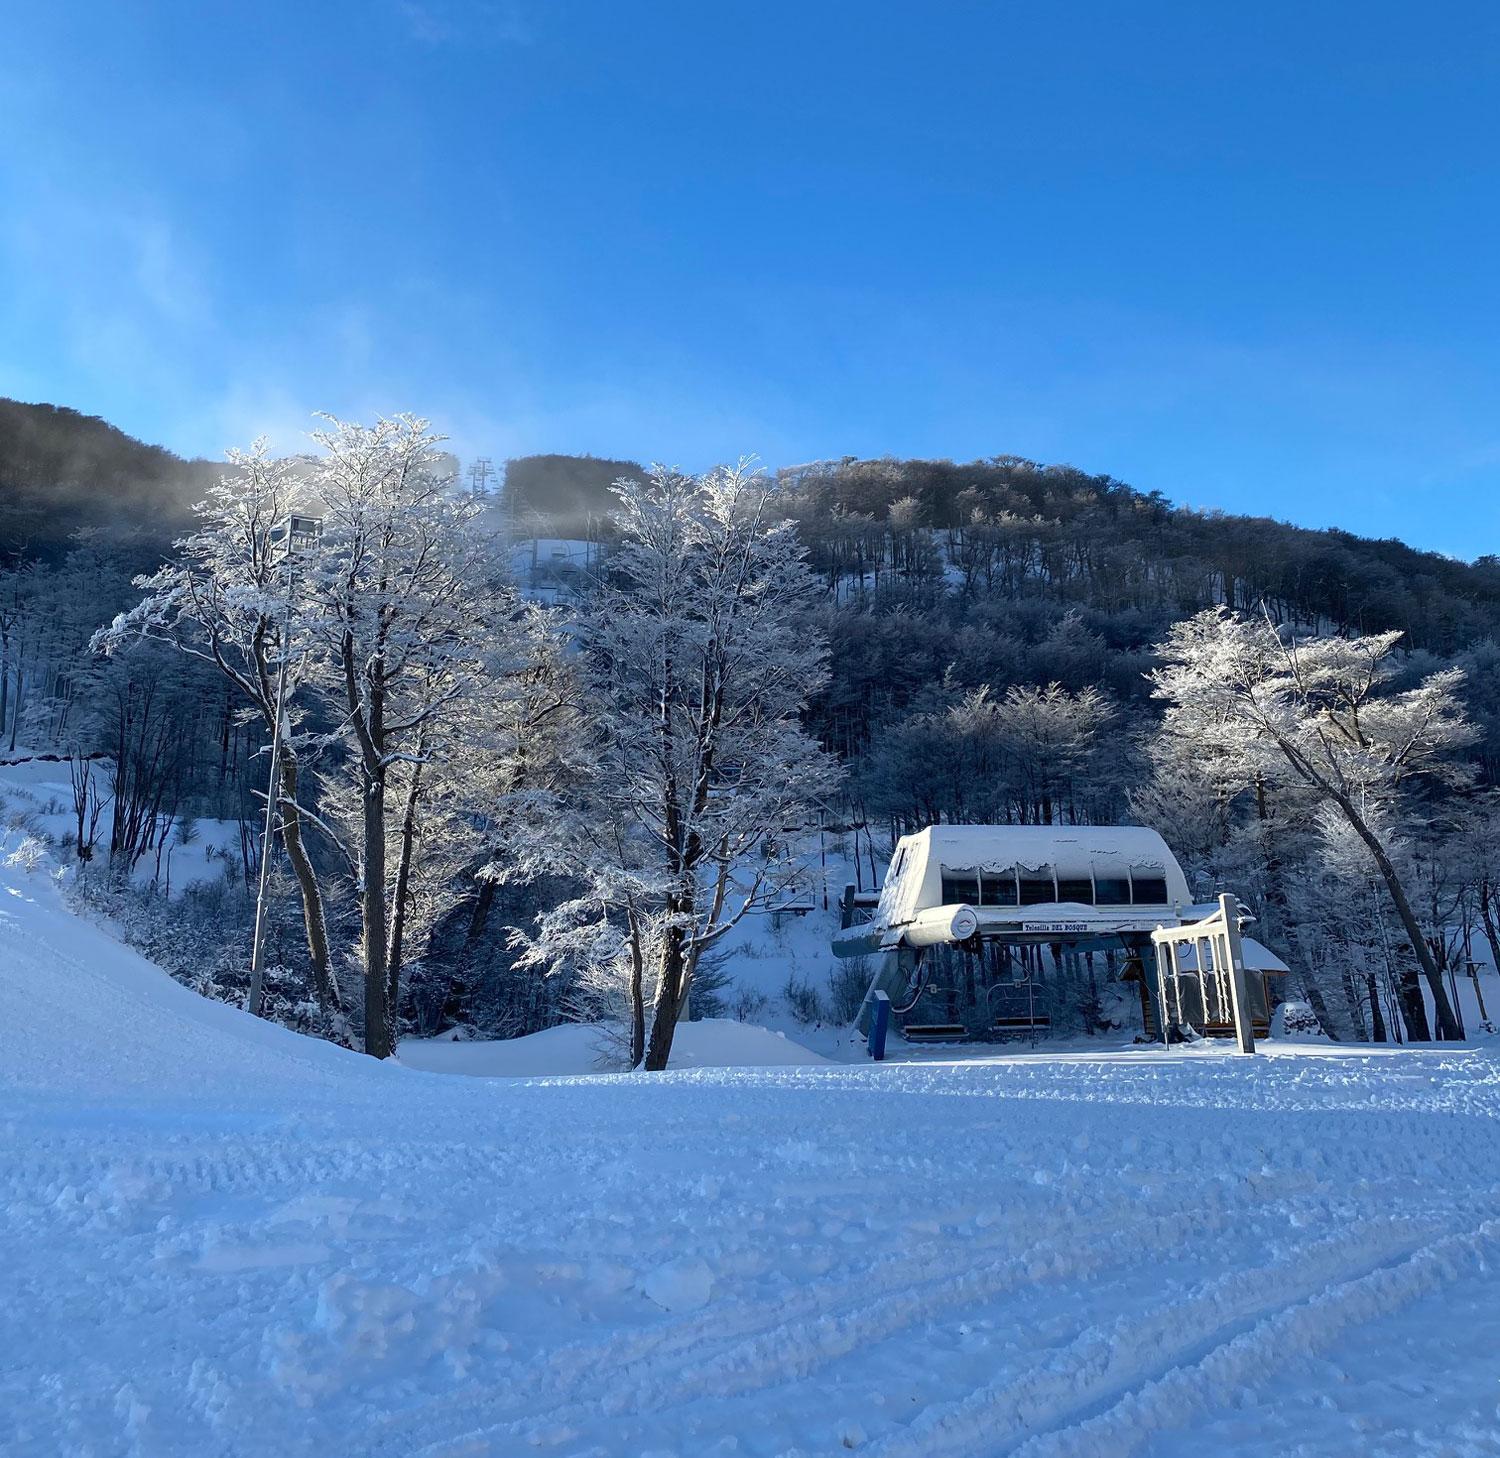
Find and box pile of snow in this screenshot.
[1272,997,1330,1041]
[5,824,1500,1457]
[638,1256,715,1314]
[399,1017,829,1078]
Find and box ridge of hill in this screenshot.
[0,398,213,560]
[6,400,1500,656]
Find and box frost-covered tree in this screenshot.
[545,462,840,1071]
[863,681,1119,829]
[1150,609,1475,1040]
[101,419,567,1055]
[990,682,1116,824]
[95,442,342,1016]
[303,415,560,1059]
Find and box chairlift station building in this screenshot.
[832,824,1287,1043]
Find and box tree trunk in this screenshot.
[1477,883,1500,1022]
[1336,794,1462,1040]
[362,764,392,1058]
[8,665,21,751]
[465,877,497,943]
[386,761,424,1022]
[627,919,646,1069]
[1300,977,1340,1042]
[276,754,340,1017]
[341,621,392,1059]
[643,924,688,1071]
[1396,964,1431,1042]
[1340,970,1368,1040]
[1366,974,1388,1043]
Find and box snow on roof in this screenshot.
[905,824,1175,870]
[876,824,1192,930]
[1172,935,1291,974]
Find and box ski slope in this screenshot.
[3,838,1500,1457]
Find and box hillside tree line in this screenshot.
[3,407,1499,1051]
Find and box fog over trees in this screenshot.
[4,399,1499,1054]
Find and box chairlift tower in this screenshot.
[468,457,494,496]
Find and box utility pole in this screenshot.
[248,514,321,1018]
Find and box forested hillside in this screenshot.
[504,453,646,536]
[782,457,1500,751]
[0,399,212,560]
[5,407,1500,1056]
[784,455,1500,656]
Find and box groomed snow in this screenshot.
[3,831,1499,1456]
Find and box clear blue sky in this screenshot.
[2,2,1497,556]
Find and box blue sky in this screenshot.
[2,1,1497,556]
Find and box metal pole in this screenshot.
[1155,942,1171,1047]
[247,549,296,1017]
[1219,893,1256,1055]
[819,810,828,912]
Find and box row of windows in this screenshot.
[939,867,1170,908]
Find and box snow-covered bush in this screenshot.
[829,957,871,1024]
[68,869,352,1045]
[731,987,769,1023]
[4,835,48,873]
[4,805,44,838]
[1271,999,1327,1040]
[783,973,828,1025]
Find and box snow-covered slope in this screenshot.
[4,832,1500,1457]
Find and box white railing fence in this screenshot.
[1150,893,1257,1055]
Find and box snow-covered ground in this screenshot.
[4,831,1500,1457]
[0,754,246,899]
[400,1019,830,1077]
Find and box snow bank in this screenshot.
[398,1017,829,1078]
[0,832,362,1102]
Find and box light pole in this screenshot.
[248,514,321,1017]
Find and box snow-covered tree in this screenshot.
[990,682,1116,824]
[101,419,569,1056]
[546,462,840,1070]
[302,414,545,1059]
[863,680,1119,829]
[1150,608,1475,1040]
[94,441,342,1016]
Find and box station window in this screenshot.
[1131,874,1169,905]
[1018,869,1057,905]
[941,870,980,904]
[1094,877,1131,905]
[980,870,1018,906]
[1056,877,1094,904]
